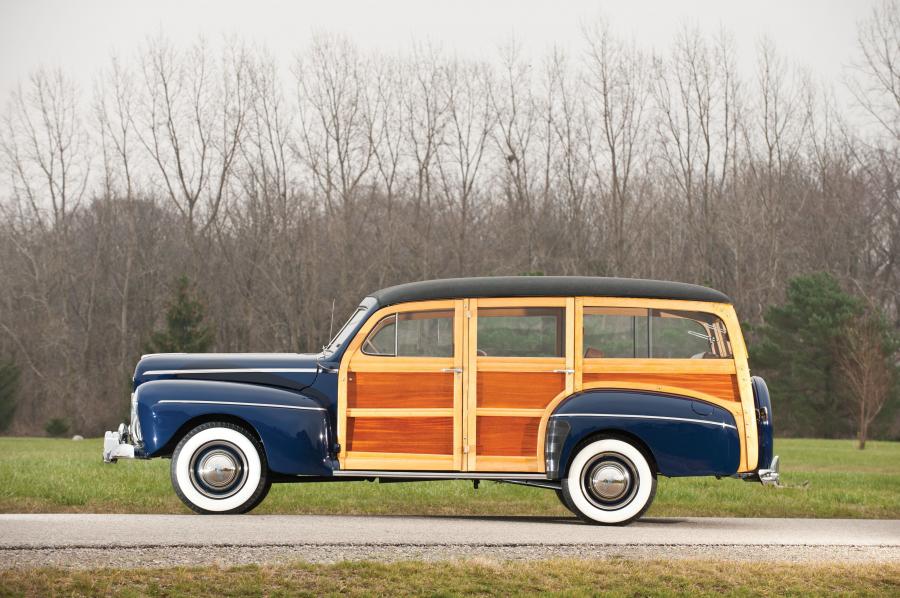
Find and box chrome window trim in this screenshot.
[143,368,319,376]
[157,400,326,412]
[551,413,736,430]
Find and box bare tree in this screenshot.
[134,37,248,237]
[839,313,897,448]
[582,21,650,274]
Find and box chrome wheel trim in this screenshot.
[581,452,639,511]
[188,440,248,500]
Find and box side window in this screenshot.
[582,307,732,359]
[362,310,453,357]
[651,309,732,359]
[477,307,564,357]
[583,307,648,358]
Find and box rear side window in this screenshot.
[363,310,454,357]
[477,307,564,357]
[583,307,731,359]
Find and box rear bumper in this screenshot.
[103,423,136,463]
[758,455,781,486]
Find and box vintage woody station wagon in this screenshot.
[104,276,779,525]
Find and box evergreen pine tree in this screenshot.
[750,273,862,438]
[0,359,20,432]
[145,276,214,353]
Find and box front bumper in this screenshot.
[103,423,136,463]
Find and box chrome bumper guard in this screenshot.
[758,455,780,486]
[103,423,135,463]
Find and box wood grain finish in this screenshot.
[582,373,740,402]
[476,372,565,409]
[348,372,454,409]
[476,416,540,456]
[346,417,454,454]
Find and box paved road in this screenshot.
[3,514,899,548]
[2,515,898,568]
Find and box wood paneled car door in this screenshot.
[466,298,575,472]
[339,300,464,471]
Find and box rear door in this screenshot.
[465,298,575,472]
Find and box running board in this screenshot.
[332,470,548,481]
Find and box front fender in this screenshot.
[548,389,740,479]
[136,379,332,476]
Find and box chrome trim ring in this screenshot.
[188,440,248,499]
[581,452,639,511]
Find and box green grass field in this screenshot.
[1,437,897,518]
[1,560,898,597]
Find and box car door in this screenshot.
[464,298,575,472]
[339,300,465,471]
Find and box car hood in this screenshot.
[133,352,321,392]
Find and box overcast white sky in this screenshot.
[0,0,880,106]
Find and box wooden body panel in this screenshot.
[348,372,454,409]
[346,417,454,454]
[581,373,740,403]
[476,372,565,409]
[476,416,540,456]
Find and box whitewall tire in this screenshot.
[561,437,657,525]
[171,422,270,514]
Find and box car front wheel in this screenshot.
[171,422,270,514]
[560,437,657,525]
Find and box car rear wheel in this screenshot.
[561,437,657,525]
[171,422,270,514]
[554,488,577,515]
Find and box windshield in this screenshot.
[323,301,371,355]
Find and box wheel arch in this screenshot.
[156,413,264,458]
[560,427,659,479]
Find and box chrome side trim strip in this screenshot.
[144,368,319,376]
[551,413,736,430]
[157,400,326,412]
[332,470,547,480]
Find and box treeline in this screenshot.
[1,4,898,436]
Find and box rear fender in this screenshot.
[751,376,774,472]
[548,389,741,479]
[136,379,332,476]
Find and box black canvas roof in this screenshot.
[369,276,730,306]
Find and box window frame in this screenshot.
[360,309,456,358]
[582,305,733,360]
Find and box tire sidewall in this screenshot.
[564,438,655,525]
[172,424,265,514]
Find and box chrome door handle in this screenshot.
[441,368,463,373]
[552,369,575,374]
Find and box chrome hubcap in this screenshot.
[581,452,639,510]
[188,440,247,499]
[590,463,630,500]
[198,451,238,488]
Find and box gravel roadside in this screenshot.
[3,543,899,569]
